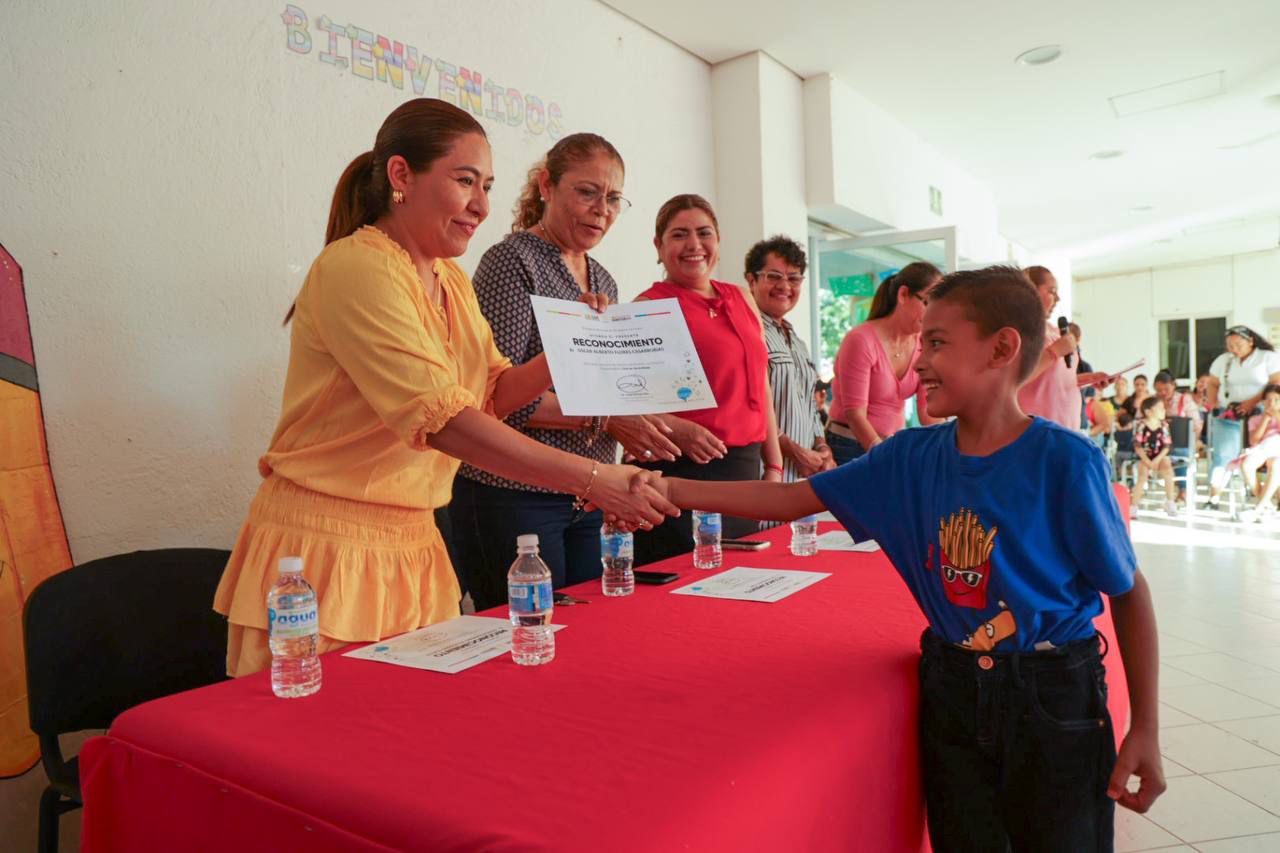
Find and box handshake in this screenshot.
[582,464,681,532]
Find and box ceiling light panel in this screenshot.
[1109,71,1224,118]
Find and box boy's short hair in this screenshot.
[1117,410,1134,427]
[1264,384,1280,398]
[927,265,1045,381]
[1153,370,1175,385]
[1140,396,1162,416]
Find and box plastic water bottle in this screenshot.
[601,522,635,597]
[267,556,321,698]
[508,534,555,665]
[790,515,819,556]
[692,510,722,569]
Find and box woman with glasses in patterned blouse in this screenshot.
[451,134,680,611]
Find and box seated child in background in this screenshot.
[1239,384,1280,521]
[637,266,1164,852]
[1131,397,1178,518]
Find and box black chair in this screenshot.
[22,548,231,853]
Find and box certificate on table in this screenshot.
[671,567,830,603]
[529,295,716,416]
[817,530,882,552]
[343,616,565,674]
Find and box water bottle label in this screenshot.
[694,514,721,535]
[602,534,634,560]
[269,604,318,639]
[509,581,553,614]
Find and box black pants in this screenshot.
[632,442,762,567]
[918,629,1117,853]
[450,477,603,613]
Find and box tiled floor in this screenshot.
[1116,507,1280,852]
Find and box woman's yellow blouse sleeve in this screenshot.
[303,243,475,450]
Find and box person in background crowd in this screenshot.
[746,235,834,481]
[827,262,942,464]
[1193,372,1214,443]
[1018,266,1111,429]
[1131,397,1179,519]
[450,133,680,612]
[213,99,675,676]
[815,379,831,426]
[1152,370,1201,435]
[1205,326,1280,417]
[1206,327,1280,506]
[1087,393,1116,451]
[630,193,784,564]
[1110,376,1130,408]
[1151,369,1200,504]
[1239,384,1280,522]
[1122,374,1151,419]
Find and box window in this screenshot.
[1158,315,1226,384]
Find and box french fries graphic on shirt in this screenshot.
[935,509,1017,650]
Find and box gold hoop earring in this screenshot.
[391,189,405,205]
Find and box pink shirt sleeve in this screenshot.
[835,327,875,411]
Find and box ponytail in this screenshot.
[285,151,376,324]
[512,159,547,231]
[326,151,377,245]
[866,261,942,321]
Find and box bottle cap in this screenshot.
[516,533,539,550]
[278,556,304,574]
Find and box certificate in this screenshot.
[343,616,565,674]
[670,567,830,603]
[529,295,716,416]
[817,530,881,552]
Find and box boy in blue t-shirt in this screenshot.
[642,266,1164,851]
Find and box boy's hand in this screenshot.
[1108,727,1166,813]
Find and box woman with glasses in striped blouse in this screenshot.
[745,236,834,482]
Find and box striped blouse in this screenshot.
[762,314,825,482]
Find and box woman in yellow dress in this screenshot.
[214,99,675,676]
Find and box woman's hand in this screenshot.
[789,444,826,478]
[1050,334,1078,358]
[665,416,727,463]
[586,464,679,528]
[608,415,681,462]
[1078,371,1111,390]
[579,291,610,313]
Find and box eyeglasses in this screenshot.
[572,186,631,214]
[754,270,804,286]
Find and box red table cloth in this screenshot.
[80,519,1128,852]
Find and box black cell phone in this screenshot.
[633,570,680,585]
[721,539,771,551]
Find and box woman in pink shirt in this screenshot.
[827,262,941,464]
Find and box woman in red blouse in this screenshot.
[631,194,784,564]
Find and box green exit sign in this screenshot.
[829,274,876,297]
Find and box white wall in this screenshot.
[0,0,714,564]
[803,74,1007,265]
[1073,248,1280,381]
[711,51,811,336]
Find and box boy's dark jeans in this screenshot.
[918,629,1118,853]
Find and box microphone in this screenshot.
[1057,316,1073,368]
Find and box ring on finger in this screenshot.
[642,448,653,458]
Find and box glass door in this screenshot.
[808,226,957,375]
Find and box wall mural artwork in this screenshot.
[281,5,564,140]
[0,243,73,777]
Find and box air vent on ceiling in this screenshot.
[1109,71,1224,118]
